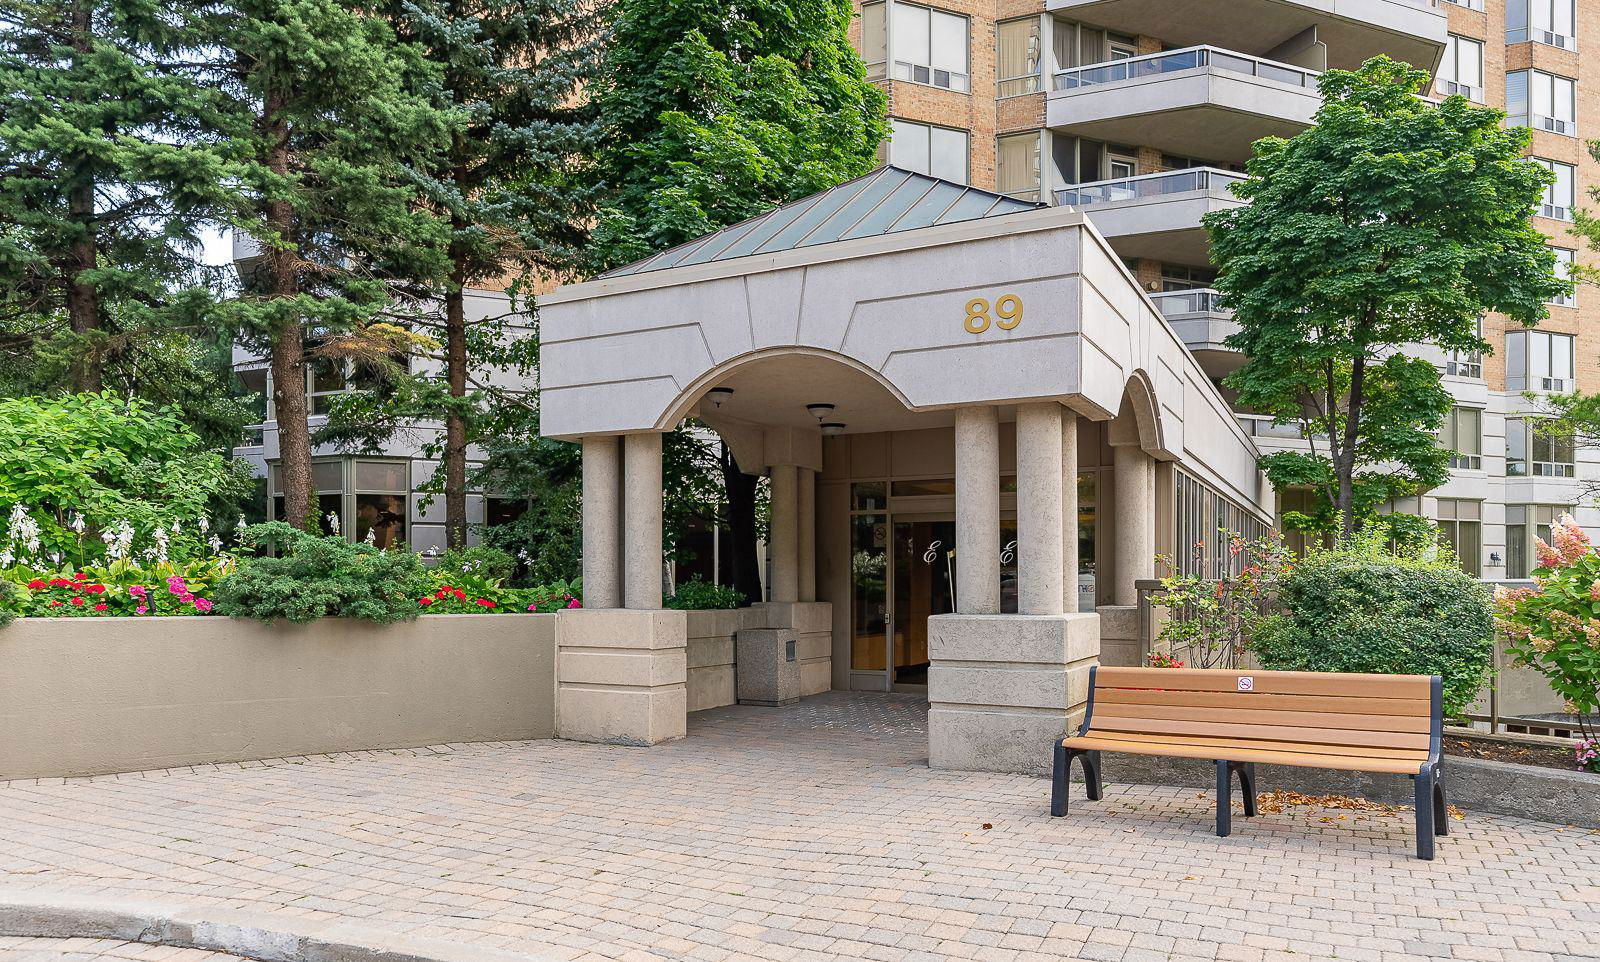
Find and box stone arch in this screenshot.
[1109,369,1165,456]
[656,346,920,433]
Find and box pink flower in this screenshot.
[128,586,147,598]
[1537,514,1592,571]
[192,598,213,613]
[565,597,582,609]
[135,605,148,614]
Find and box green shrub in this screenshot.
[0,580,17,628]
[213,523,425,624]
[664,578,744,611]
[0,393,252,565]
[433,545,515,583]
[1252,526,1493,717]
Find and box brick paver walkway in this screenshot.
[1,693,1596,962]
[0,937,246,960]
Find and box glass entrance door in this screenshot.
[890,519,956,689]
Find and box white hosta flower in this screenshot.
[208,535,223,553]
[152,527,170,563]
[364,527,377,545]
[327,512,341,536]
[105,519,135,561]
[49,551,61,568]
[197,517,210,534]
[0,548,13,569]
[171,519,181,534]
[69,512,85,534]
[517,548,530,562]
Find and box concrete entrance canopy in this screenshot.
[538,167,1271,768]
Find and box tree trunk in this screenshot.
[1336,353,1367,537]
[262,78,313,531]
[443,241,469,549]
[65,0,102,393]
[720,443,762,606]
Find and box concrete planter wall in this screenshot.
[685,609,738,712]
[0,614,557,780]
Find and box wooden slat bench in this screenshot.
[1050,666,1450,859]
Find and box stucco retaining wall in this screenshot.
[0,614,557,780]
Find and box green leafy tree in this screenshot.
[1203,57,1566,537]
[590,0,887,266]
[204,0,454,530]
[590,0,885,595]
[0,0,240,395]
[316,0,602,549]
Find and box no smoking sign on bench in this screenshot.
[1049,666,1449,860]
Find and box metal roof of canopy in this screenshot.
[599,166,1044,279]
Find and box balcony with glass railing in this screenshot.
[1057,169,1246,264]
[1047,46,1320,162]
[1150,288,1239,356]
[1043,0,1445,75]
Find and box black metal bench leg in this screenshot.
[1433,770,1449,837]
[1083,750,1103,801]
[1215,760,1232,837]
[1238,762,1258,817]
[1413,769,1437,861]
[1050,741,1069,816]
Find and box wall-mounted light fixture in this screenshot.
[1489,552,1502,565]
[820,422,847,437]
[707,387,735,408]
[806,403,836,421]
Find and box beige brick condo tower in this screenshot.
[537,171,1271,764]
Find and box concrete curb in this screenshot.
[1078,752,1600,828]
[0,891,555,962]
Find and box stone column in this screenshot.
[954,406,1000,614]
[798,468,816,602]
[1062,411,1079,613]
[769,463,798,603]
[1112,442,1155,607]
[581,435,621,609]
[624,432,664,610]
[560,430,686,746]
[1016,402,1064,616]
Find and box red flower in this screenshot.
[92,603,107,612]
[73,572,87,582]
[26,580,44,590]
[452,589,466,600]
[49,579,69,588]
[475,598,495,608]
[69,597,84,607]
[419,597,434,606]
[435,589,448,599]
[48,601,62,607]
[87,584,105,594]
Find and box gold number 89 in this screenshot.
[996,294,1023,330]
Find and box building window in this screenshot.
[996,133,1041,201]
[1550,247,1576,307]
[1052,135,1104,185]
[1442,0,1484,9]
[1528,159,1576,220]
[1446,319,1483,379]
[1507,0,1576,49]
[1174,471,1270,578]
[1508,71,1577,136]
[861,2,887,81]
[996,17,1041,97]
[269,460,345,536]
[1506,418,1576,477]
[892,3,969,92]
[889,119,968,182]
[1433,499,1482,576]
[1438,36,1484,101]
[1440,407,1482,470]
[353,460,408,549]
[1505,329,1574,392]
[1506,504,1573,578]
[1160,264,1217,292]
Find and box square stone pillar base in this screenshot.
[927,613,1099,775]
[736,602,832,705]
[1096,605,1141,667]
[556,608,686,746]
